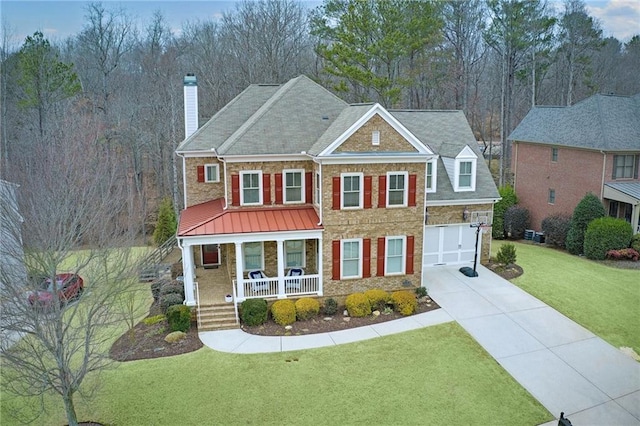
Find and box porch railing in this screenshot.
[233,274,320,301]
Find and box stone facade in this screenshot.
[184,157,224,207]
[336,114,418,153]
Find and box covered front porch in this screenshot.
[604,182,640,234]
[177,199,324,307]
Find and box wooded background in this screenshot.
[2,0,638,240]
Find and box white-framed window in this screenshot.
[341,239,362,279]
[387,171,408,207]
[372,130,380,146]
[341,173,363,209]
[243,242,264,271]
[204,164,220,183]
[315,171,321,205]
[240,170,262,205]
[385,236,405,275]
[283,169,304,203]
[454,147,477,192]
[551,147,558,162]
[459,161,472,187]
[426,160,437,193]
[548,189,556,204]
[285,240,305,268]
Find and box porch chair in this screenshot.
[285,268,304,290]
[248,270,270,292]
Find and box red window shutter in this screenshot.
[274,173,283,204]
[332,177,341,210]
[363,238,371,278]
[263,174,271,204]
[377,237,385,276]
[364,176,372,209]
[406,236,415,275]
[378,175,386,208]
[332,240,341,280]
[197,165,205,183]
[231,174,240,206]
[305,172,313,203]
[408,174,417,207]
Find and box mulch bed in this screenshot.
[484,261,524,280]
[241,297,441,336]
[109,304,203,362]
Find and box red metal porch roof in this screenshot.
[178,198,323,237]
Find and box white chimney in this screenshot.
[184,74,198,139]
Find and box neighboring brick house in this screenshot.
[176,75,499,313]
[509,93,640,234]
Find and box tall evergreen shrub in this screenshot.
[565,193,605,255]
[153,197,177,245]
[492,185,518,239]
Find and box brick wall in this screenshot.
[184,157,225,207]
[513,142,604,230]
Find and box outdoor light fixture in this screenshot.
[462,207,469,221]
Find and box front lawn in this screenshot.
[1,322,552,425]
[493,241,640,354]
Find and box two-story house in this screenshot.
[509,93,640,233]
[175,75,498,328]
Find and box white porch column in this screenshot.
[276,239,285,298]
[182,243,196,306]
[235,242,245,299]
[317,237,323,296]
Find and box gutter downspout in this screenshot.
[600,151,606,200]
[218,152,229,210]
[512,142,518,189]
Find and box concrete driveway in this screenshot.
[426,264,640,425]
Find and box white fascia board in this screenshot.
[456,145,478,159]
[180,229,323,246]
[177,150,219,158]
[222,154,310,163]
[425,198,500,206]
[316,154,436,165]
[319,103,434,156]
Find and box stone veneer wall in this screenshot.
[184,157,225,207]
[320,161,426,297]
[336,114,418,153]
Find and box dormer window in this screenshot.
[453,146,477,192]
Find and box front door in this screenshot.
[202,244,220,266]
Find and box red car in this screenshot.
[28,273,84,307]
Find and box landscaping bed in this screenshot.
[242,296,440,336]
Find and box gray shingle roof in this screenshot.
[508,93,640,151]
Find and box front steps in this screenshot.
[197,303,238,331]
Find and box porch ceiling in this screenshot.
[178,198,323,237]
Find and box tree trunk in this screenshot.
[63,393,79,426]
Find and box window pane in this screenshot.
[206,165,217,182]
[426,162,432,189]
[459,174,471,187]
[459,162,472,187]
[244,243,262,270]
[386,238,403,274]
[285,240,304,267]
[342,241,360,277]
[243,173,260,204]
[343,176,361,207]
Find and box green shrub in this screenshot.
[503,206,530,239]
[271,300,296,326]
[323,298,338,315]
[584,217,633,260]
[160,293,184,313]
[492,185,518,239]
[541,213,572,248]
[415,286,428,299]
[159,281,184,298]
[496,243,517,265]
[295,297,320,320]
[153,197,177,245]
[345,292,371,317]
[142,314,166,326]
[166,305,192,332]
[391,290,417,316]
[364,289,390,311]
[240,298,268,326]
[566,193,605,255]
[630,234,640,252]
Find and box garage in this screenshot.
[423,224,480,266]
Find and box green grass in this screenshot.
[2,322,551,425]
[493,241,640,354]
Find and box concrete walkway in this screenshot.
[200,264,640,425]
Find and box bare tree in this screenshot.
[0,108,145,426]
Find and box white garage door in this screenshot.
[423,224,479,266]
